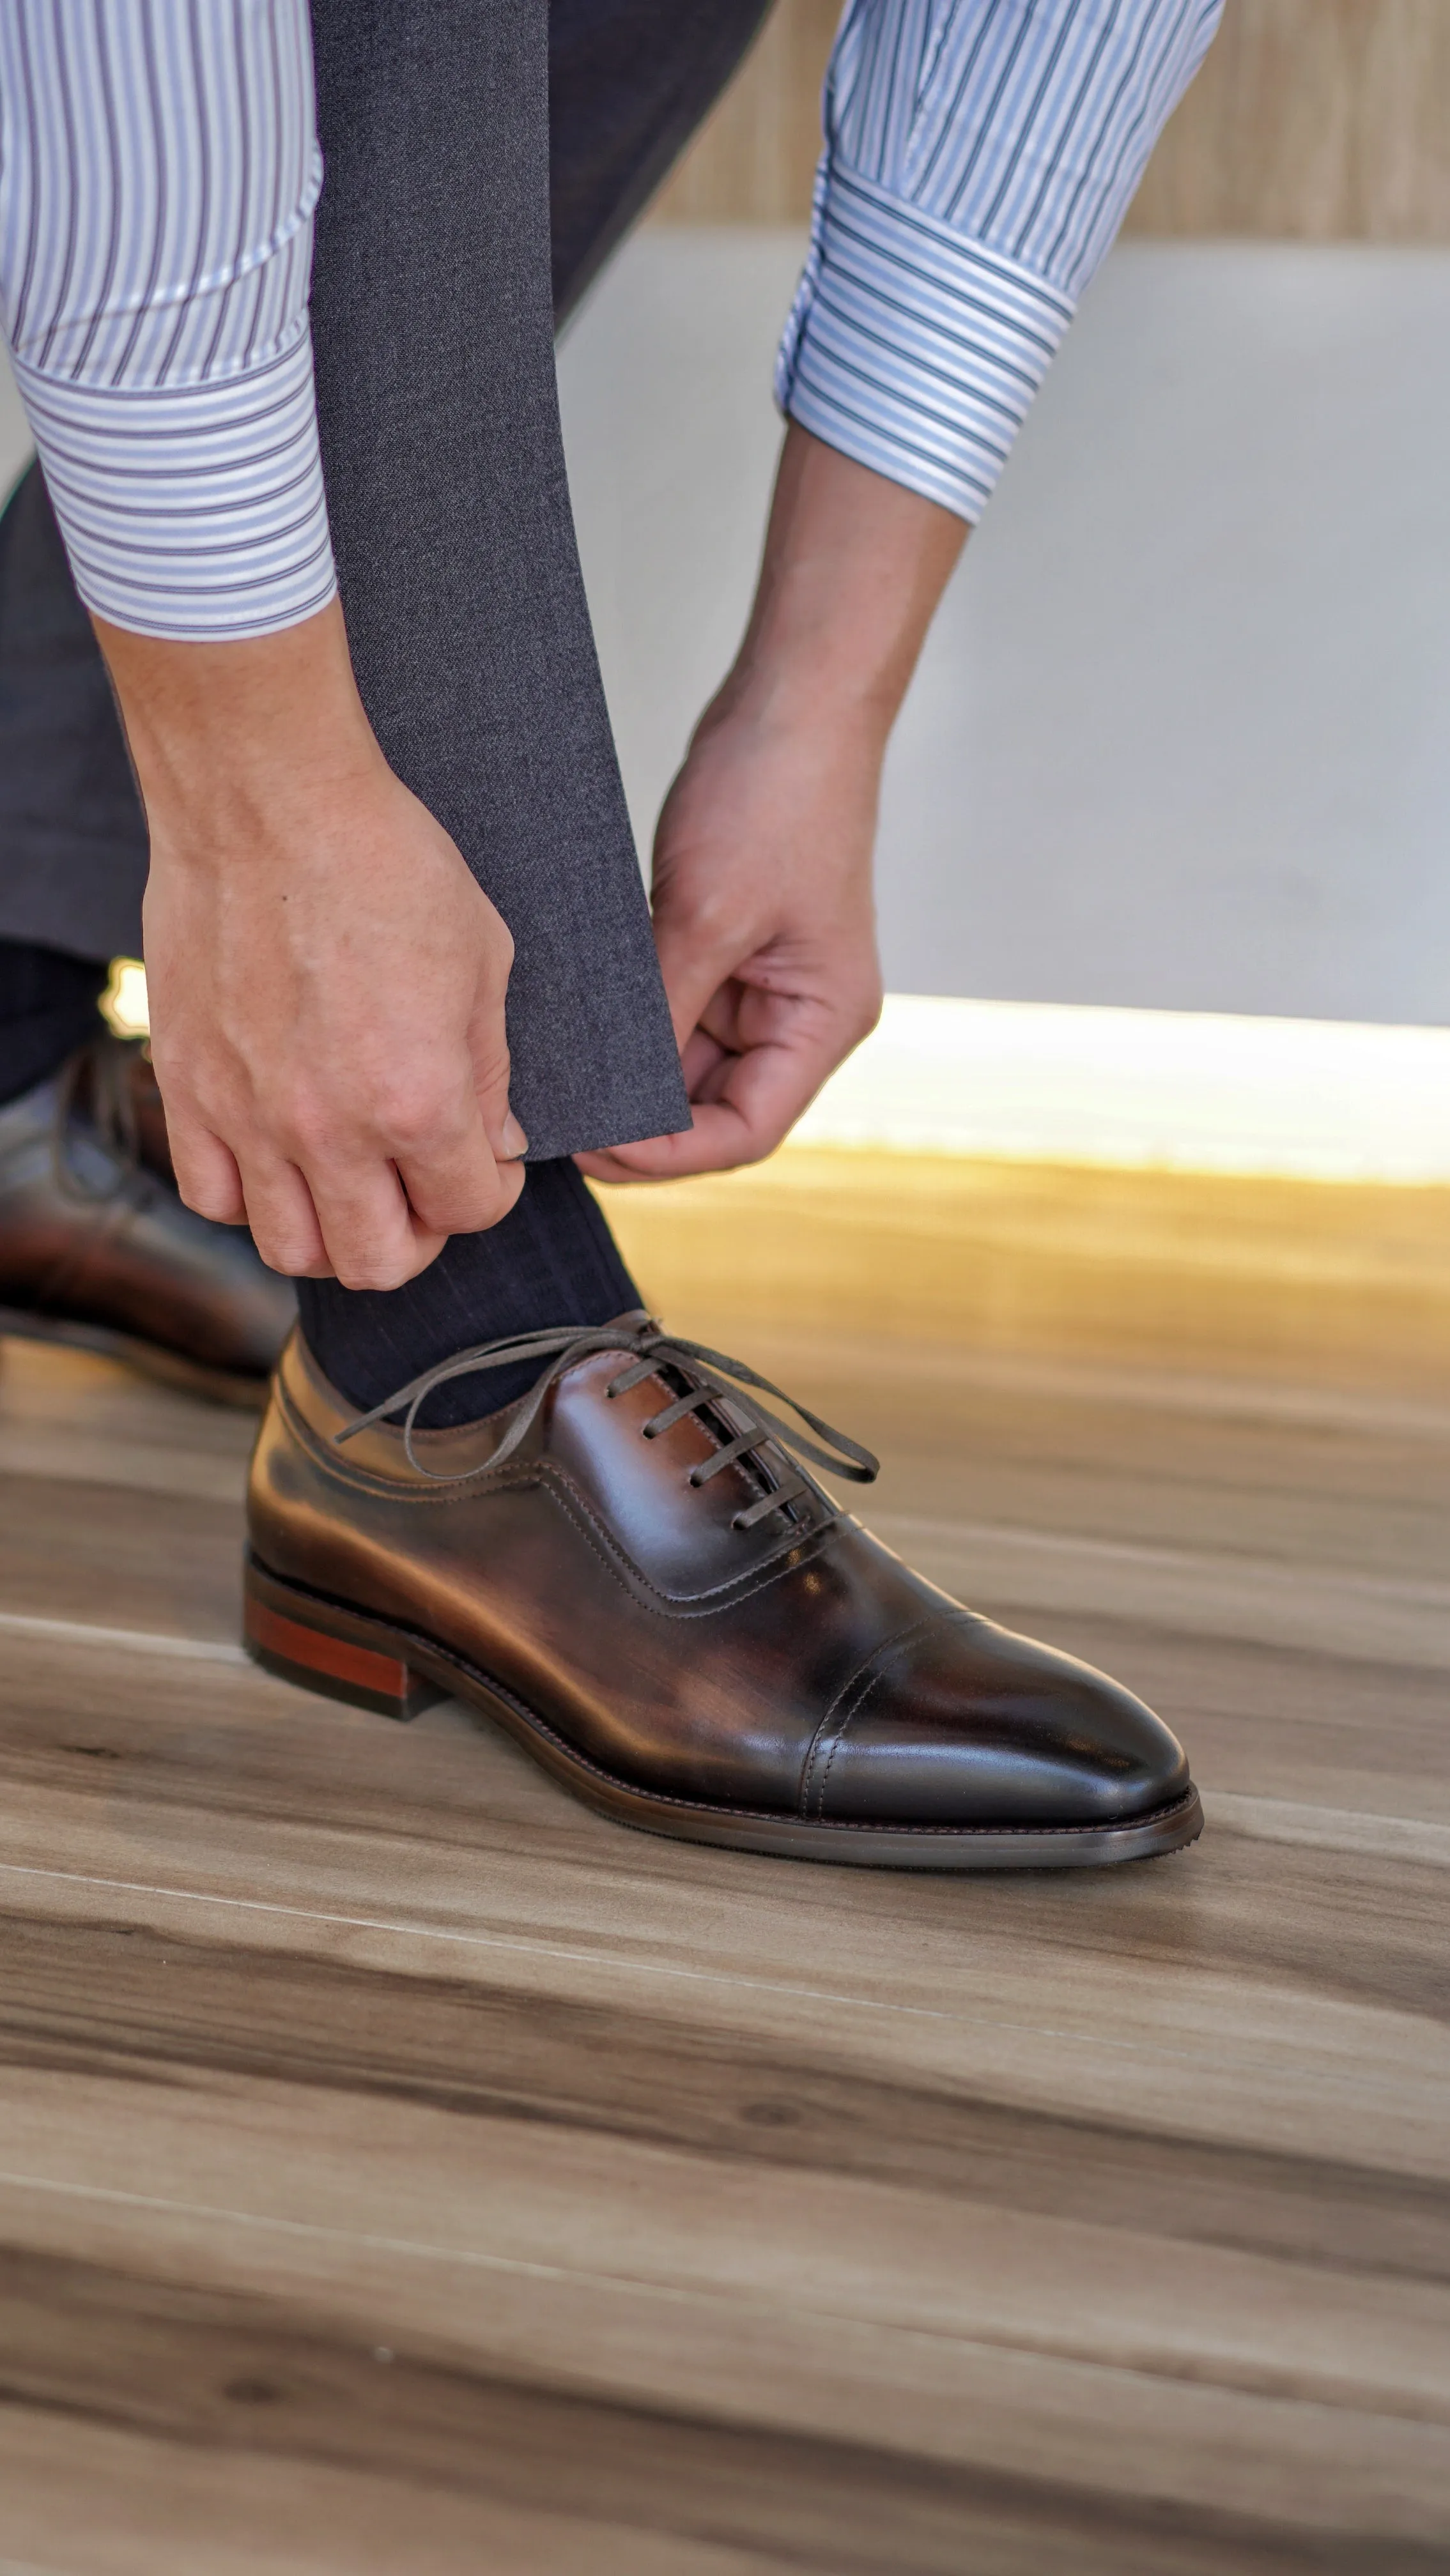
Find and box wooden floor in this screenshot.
[1,1153,1447,2575]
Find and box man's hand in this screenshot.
[577,425,966,1187]
[579,693,884,1181]
[98,600,525,1287]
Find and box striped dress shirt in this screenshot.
[778,0,1225,519]
[0,0,332,638]
[0,0,1223,641]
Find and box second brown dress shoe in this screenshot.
[245,1317,1202,1871]
[0,1034,295,1406]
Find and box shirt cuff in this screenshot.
[12,326,337,640]
[776,162,1076,523]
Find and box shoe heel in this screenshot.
[243,1556,443,1722]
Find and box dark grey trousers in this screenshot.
[0,0,770,1160]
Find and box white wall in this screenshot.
[559,234,1450,1027]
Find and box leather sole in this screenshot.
[243,1551,1205,1873]
[0,1308,271,1410]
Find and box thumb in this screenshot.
[467,1006,528,1162]
[652,911,742,1057]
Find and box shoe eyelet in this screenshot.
[687,1469,703,1488]
[640,1422,658,1439]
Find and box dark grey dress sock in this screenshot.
[295,1158,644,1426]
[0,940,107,1105]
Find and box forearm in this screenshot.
[91,602,523,1287]
[583,426,960,1185]
[705,423,966,750]
[94,601,382,841]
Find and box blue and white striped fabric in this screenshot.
[0,0,334,638]
[777,0,1226,520]
[1,0,1223,640]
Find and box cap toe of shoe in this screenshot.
[808,1612,1190,1829]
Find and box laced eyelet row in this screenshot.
[336,1319,879,1514]
[613,1363,803,1528]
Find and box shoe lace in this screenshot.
[334,1319,879,1532]
[50,1034,143,1206]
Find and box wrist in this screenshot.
[709,422,966,752]
[95,598,383,848]
[699,654,896,763]
[141,753,388,885]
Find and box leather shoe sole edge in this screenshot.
[243,1550,1205,1874]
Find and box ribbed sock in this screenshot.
[0,939,107,1107]
[295,1155,644,1427]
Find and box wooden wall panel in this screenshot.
[1127,0,1450,240]
[650,0,1450,241]
[651,0,837,226]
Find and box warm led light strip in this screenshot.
[102,957,151,1038]
[793,993,1450,1184]
[103,962,1450,1184]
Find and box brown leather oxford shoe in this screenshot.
[0,1035,295,1406]
[245,1317,1203,1870]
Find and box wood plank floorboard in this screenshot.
[1,1204,1446,2575]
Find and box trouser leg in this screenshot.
[297,0,776,1422]
[0,461,149,963]
[0,464,142,1101]
[305,0,683,1160]
[0,942,107,1106]
[0,0,773,1011]
[549,0,772,323]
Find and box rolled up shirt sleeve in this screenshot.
[0,0,336,638]
[776,0,1226,522]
